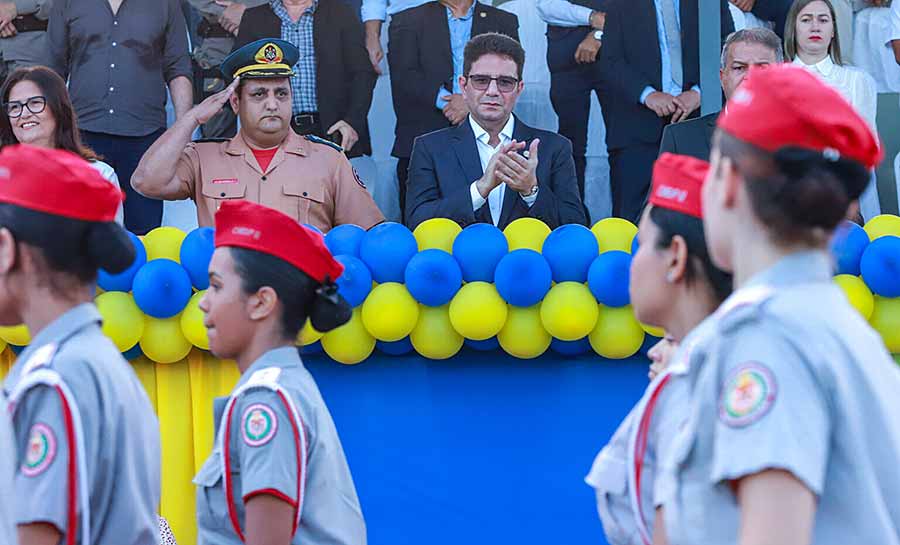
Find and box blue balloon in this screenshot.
[335,254,373,307]
[98,231,146,292]
[550,337,592,357]
[325,224,366,258]
[303,223,323,235]
[465,337,499,351]
[494,249,552,307]
[830,220,870,276]
[452,223,508,282]
[359,222,418,283]
[133,259,193,318]
[8,344,24,355]
[631,235,640,255]
[300,341,324,355]
[179,227,215,290]
[860,235,900,298]
[122,344,143,361]
[542,224,599,283]
[377,337,414,356]
[588,251,632,307]
[405,249,463,306]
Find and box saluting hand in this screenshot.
[497,139,540,195]
[190,76,240,126]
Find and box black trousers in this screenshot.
[549,64,603,203]
[608,143,658,223]
[82,129,166,235]
[397,157,409,225]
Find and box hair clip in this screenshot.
[822,147,840,162]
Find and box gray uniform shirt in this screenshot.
[3,304,161,545]
[585,316,718,545]
[0,392,16,545]
[0,0,51,67]
[661,251,900,545]
[194,347,366,545]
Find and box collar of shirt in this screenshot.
[271,0,318,22]
[445,2,475,21]
[742,250,833,289]
[235,346,303,389]
[469,114,515,148]
[792,55,836,78]
[10,303,101,383]
[226,130,309,158]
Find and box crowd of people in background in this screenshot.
[0,0,897,232]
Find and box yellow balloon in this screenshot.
[870,296,900,353]
[180,291,209,350]
[503,217,551,252]
[413,218,463,253]
[143,226,187,262]
[640,322,666,338]
[410,304,463,359]
[833,275,874,320]
[0,324,30,346]
[864,214,900,241]
[141,315,193,364]
[361,283,420,342]
[96,291,146,352]
[540,282,599,341]
[448,281,508,340]
[589,304,646,359]
[296,319,323,346]
[498,304,551,359]
[0,337,7,354]
[592,218,638,254]
[322,308,375,365]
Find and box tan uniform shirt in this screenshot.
[174,130,384,231]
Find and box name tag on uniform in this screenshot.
[212,178,239,185]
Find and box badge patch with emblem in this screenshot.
[22,423,57,477]
[719,362,778,427]
[241,403,278,447]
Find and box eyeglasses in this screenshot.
[465,74,519,93]
[4,96,47,118]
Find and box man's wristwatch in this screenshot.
[593,30,603,41]
[520,184,539,198]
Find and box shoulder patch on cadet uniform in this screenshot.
[22,343,58,376]
[718,362,778,428]
[247,367,282,386]
[22,422,57,477]
[241,403,278,447]
[352,167,366,188]
[305,134,343,153]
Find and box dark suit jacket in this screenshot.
[658,111,718,160]
[405,116,588,230]
[598,0,732,151]
[387,2,519,159]
[234,2,377,158]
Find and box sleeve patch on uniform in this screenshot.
[718,362,778,428]
[22,423,57,477]
[352,167,366,189]
[241,403,278,447]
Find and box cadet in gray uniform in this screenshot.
[0,144,160,545]
[195,199,365,545]
[661,64,900,544]
[0,391,17,545]
[585,153,732,545]
[0,0,51,83]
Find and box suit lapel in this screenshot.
[431,3,453,87]
[472,2,489,34]
[497,116,530,228]
[451,121,484,191]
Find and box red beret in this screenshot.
[718,64,883,170]
[0,144,122,222]
[649,153,709,219]
[214,200,344,284]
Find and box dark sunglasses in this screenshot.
[465,74,519,93]
[4,95,47,118]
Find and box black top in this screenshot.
[48,0,192,137]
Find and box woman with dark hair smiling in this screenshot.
[193,200,365,545]
[0,66,123,224]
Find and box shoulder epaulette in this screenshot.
[305,134,343,152]
[192,137,230,144]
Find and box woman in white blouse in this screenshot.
[785,0,881,219]
[0,66,124,225]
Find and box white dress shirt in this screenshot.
[792,55,878,130]
[360,0,486,22]
[467,115,538,226]
[535,0,594,27]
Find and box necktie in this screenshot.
[661,0,683,91]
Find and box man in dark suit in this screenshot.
[406,33,587,230]
[233,0,377,158]
[388,0,518,222]
[659,27,783,160]
[598,0,732,222]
